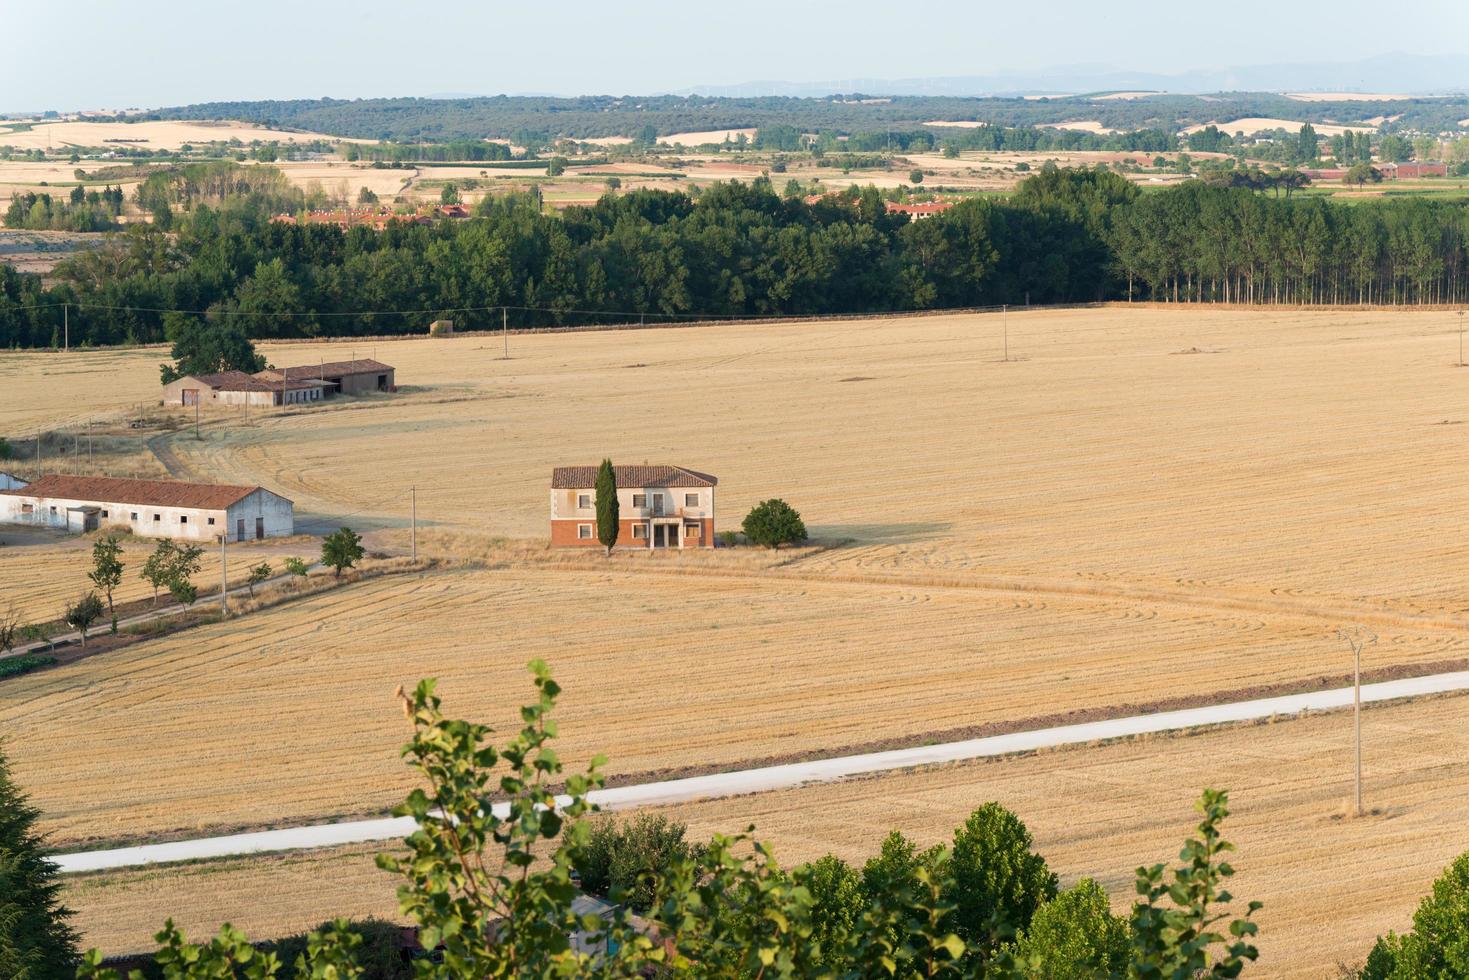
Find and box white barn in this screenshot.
[0,475,294,542]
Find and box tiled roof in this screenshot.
[259,359,393,381]
[0,475,284,510]
[551,465,718,489]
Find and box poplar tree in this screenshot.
[595,458,619,555]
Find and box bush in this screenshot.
[0,654,56,680]
[1006,878,1129,977]
[575,813,703,913]
[909,169,924,184]
[269,918,411,978]
[717,529,740,548]
[1361,851,1469,977]
[741,498,808,549]
[283,556,309,577]
[63,592,105,646]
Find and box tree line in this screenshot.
[6,166,1469,349]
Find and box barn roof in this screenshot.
[260,359,393,381]
[551,465,718,489]
[0,475,286,510]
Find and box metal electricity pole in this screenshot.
[1337,626,1377,817]
[503,306,509,359]
[410,485,417,560]
[1003,305,1009,362]
[195,398,200,440]
[1459,310,1465,367]
[63,303,68,352]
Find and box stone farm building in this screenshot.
[0,475,293,541]
[163,371,326,408]
[550,465,717,549]
[163,359,394,406]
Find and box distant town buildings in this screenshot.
[0,475,293,541]
[550,465,717,549]
[270,204,472,230]
[884,201,955,220]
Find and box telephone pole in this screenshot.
[503,306,509,359]
[63,303,69,352]
[1003,305,1009,362]
[1337,626,1377,817]
[219,533,229,615]
[410,485,417,560]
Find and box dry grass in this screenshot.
[1182,117,1376,136]
[62,693,1469,975]
[0,120,367,151]
[6,549,1468,846]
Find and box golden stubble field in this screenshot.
[61,692,1469,976]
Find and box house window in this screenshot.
[49,506,57,514]
[180,515,188,524]
[632,494,647,508]
[577,493,592,509]
[101,510,109,518]
[21,503,32,514]
[684,493,698,507]
[208,517,215,525]
[632,525,647,539]
[577,524,593,540]
[130,512,138,521]
[685,523,701,538]
[153,513,161,522]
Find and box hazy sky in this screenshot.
[5,0,1469,110]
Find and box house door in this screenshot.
[182,389,199,406]
[255,517,265,540]
[237,518,246,542]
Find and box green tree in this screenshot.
[604,176,622,191]
[546,157,568,177]
[798,854,865,970]
[158,313,267,384]
[63,592,104,647]
[0,436,12,460]
[170,543,203,591]
[168,577,198,608]
[0,746,80,979]
[741,498,808,549]
[439,183,460,205]
[594,459,619,555]
[910,169,925,184]
[1296,123,1319,163]
[1344,162,1383,189]
[575,813,703,914]
[87,535,124,619]
[1360,851,1469,977]
[1378,135,1413,163]
[947,802,1058,952]
[1006,877,1128,977]
[1128,788,1261,978]
[322,526,364,578]
[357,186,379,205]
[283,556,310,577]
[246,561,272,597]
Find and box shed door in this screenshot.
[255,517,264,540]
[182,389,199,406]
[237,518,246,542]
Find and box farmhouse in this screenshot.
[162,371,327,408]
[550,465,716,549]
[886,201,954,221]
[256,359,395,396]
[0,475,293,541]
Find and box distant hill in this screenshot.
[133,90,1469,143]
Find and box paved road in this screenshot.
[52,668,1469,874]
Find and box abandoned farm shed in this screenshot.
[0,475,293,541]
[162,359,395,407]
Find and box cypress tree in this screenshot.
[0,746,80,979]
[595,459,619,555]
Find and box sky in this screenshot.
[5,0,1469,111]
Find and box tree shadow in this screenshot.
[808,522,953,545]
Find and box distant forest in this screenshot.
[5,166,1469,349]
[127,93,1469,142]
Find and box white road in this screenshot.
[53,669,1469,874]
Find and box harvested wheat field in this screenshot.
[0,119,366,151]
[6,549,1469,846]
[61,691,1469,974]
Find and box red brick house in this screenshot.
[550,465,717,549]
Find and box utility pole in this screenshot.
[503,306,509,359]
[195,397,200,440]
[410,485,417,560]
[1003,305,1009,362]
[63,303,68,352]
[1337,626,1377,817]
[1459,310,1465,367]
[87,420,92,457]
[219,533,229,615]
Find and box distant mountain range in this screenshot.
[671,54,1469,98]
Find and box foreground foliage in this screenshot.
[1360,851,1469,978]
[0,746,80,979]
[76,661,1264,978]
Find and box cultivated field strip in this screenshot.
[5,565,1467,846]
[60,693,1469,977]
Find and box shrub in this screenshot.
[1361,851,1469,977]
[1006,877,1129,977]
[246,561,272,596]
[575,813,704,913]
[909,169,924,184]
[0,654,56,681]
[717,529,740,548]
[742,498,808,549]
[283,556,309,577]
[63,592,105,646]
